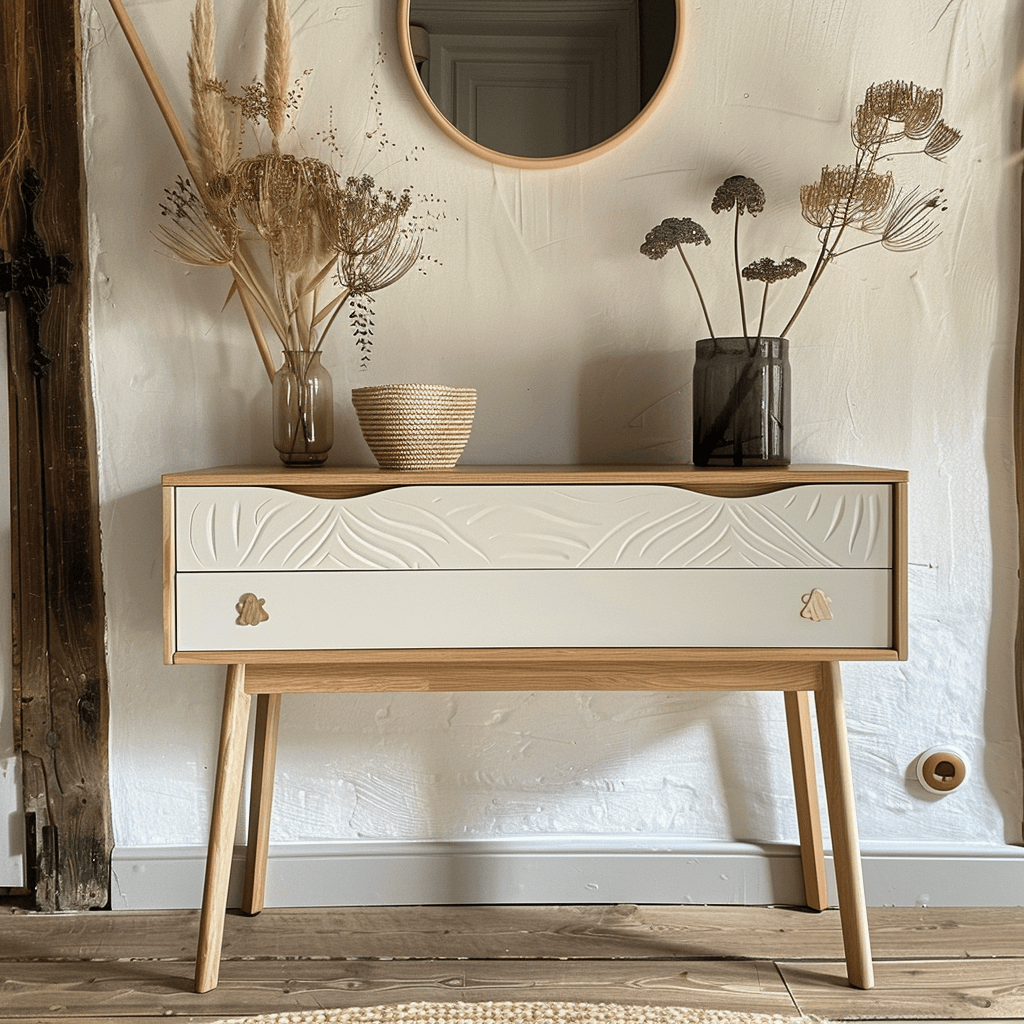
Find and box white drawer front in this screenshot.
[175,568,892,652]
[175,484,891,572]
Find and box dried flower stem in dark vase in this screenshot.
[710,175,765,339]
[640,78,963,465]
[639,217,715,336]
[692,337,790,466]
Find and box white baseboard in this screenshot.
[110,837,1024,911]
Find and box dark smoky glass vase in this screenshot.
[692,337,790,467]
[272,350,334,466]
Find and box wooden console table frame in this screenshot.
[162,464,909,994]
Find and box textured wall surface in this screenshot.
[82,0,1023,860]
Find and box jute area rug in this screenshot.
[212,1002,833,1024]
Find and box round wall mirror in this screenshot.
[396,0,684,169]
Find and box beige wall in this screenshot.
[83,0,1023,860]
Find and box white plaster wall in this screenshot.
[83,0,1023,863]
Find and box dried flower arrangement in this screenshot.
[108,0,427,378]
[640,80,962,341]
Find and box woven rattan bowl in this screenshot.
[352,384,477,470]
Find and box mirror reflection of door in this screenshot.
[408,0,674,160]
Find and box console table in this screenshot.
[162,464,908,993]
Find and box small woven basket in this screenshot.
[352,384,477,470]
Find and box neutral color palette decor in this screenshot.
[351,384,477,469]
[162,463,907,994]
[208,1002,836,1024]
[395,0,685,168]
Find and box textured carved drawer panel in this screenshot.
[175,484,891,572]
[174,567,892,652]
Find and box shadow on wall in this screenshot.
[982,320,1024,843]
[577,350,691,464]
[285,687,791,846]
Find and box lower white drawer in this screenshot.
[174,568,892,652]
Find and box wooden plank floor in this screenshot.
[1,903,1021,1023]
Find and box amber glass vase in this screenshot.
[272,350,334,466]
[692,336,790,466]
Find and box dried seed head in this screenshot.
[852,80,962,164]
[741,256,807,284]
[640,217,711,259]
[231,153,338,269]
[157,176,239,266]
[323,175,413,254]
[711,175,765,216]
[880,187,946,252]
[863,81,943,130]
[924,120,962,159]
[851,103,891,150]
[314,175,423,295]
[800,165,895,230]
[340,226,422,296]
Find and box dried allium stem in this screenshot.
[640,217,715,336]
[732,209,748,338]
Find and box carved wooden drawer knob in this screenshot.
[236,593,269,626]
[800,588,833,622]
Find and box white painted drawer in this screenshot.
[174,567,892,652]
[175,484,892,572]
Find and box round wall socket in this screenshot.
[915,746,970,793]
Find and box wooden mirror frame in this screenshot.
[396,0,685,170]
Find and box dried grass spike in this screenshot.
[188,0,232,193]
[264,0,293,149]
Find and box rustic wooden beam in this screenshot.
[1015,115,1024,840]
[0,0,112,909]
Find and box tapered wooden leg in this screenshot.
[815,661,874,989]
[242,692,281,915]
[195,664,251,994]
[784,689,828,911]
